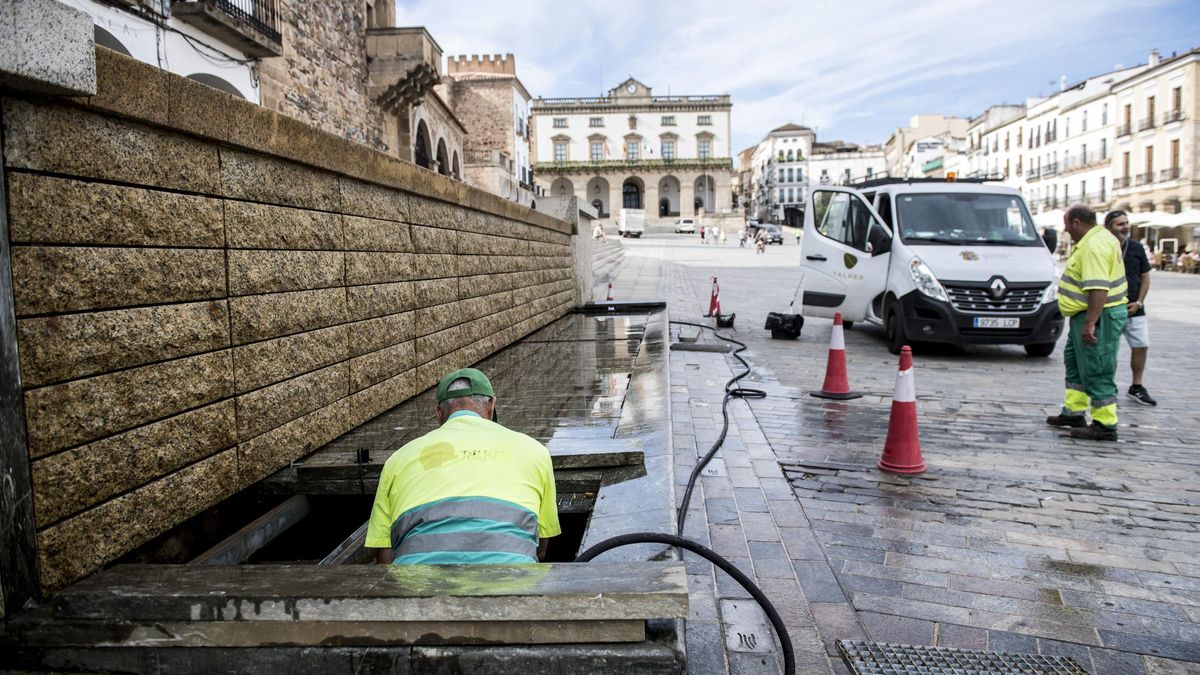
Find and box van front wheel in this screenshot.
[1024,342,1056,357]
[885,305,905,355]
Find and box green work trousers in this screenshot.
[1061,305,1127,428]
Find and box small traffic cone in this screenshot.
[811,312,861,400]
[878,346,925,474]
[606,283,614,302]
[706,277,721,317]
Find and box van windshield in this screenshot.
[895,193,1041,246]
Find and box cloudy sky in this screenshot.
[397,0,1199,152]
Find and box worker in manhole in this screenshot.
[366,368,560,564]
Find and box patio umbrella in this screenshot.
[1033,209,1064,228]
[1125,211,1156,225]
[1162,209,1200,227]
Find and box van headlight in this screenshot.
[1042,283,1059,304]
[909,257,948,302]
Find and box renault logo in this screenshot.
[989,278,1007,299]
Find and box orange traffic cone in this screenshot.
[606,283,614,302]
[706,277,721,317]
[878,345,925,474]
[811,312,861,400]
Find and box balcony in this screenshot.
[1135,172,1153,186]
[1113,176,1131,190]
[1045,132,1057,143]
[1041,198,1059,210]
[1026,168,1041,182]
[1081,191,1108,205]
[534,157,733,173]
[1138,116,1156,132]
[1160,167,1182,182]
[172,0,282,57]
[1041,162,1057,178]
[1162,109,1185,125]
[1116,123,1132,138]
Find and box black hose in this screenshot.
[576,532,794,675]
[668,320,766,537]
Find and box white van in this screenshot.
[798,178,1064,356]
[618,208,645,238]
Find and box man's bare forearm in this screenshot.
[1138,273,1150,303]
[1085,289,1107,325]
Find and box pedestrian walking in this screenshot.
[755,227,767,254]
[738,228,747,247]
[795,228,801,245]
[719,226,727,245]
[1046,205,1128,441]
[1105,211,1157,406]
[699,224,706,244]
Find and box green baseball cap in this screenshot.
[436,368,495,404]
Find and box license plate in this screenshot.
[973,317,1019,328]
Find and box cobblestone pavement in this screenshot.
[605,231,1200,674]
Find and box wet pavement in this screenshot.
[608,232,1200,674]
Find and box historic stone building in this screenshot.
[66,0,469,175]
[532,78,734,226]
[438,54,536,206]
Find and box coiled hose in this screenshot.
[574,321,794,675]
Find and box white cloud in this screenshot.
[395,0,1190,148]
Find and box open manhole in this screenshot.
[670,342,733,353]
[837,641,1088,675]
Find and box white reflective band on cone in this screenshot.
[829,325,845,350]
[893,368,915,403]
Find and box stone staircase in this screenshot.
[591,238,625,300]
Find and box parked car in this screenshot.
[763,224,784,244]
[674,218,696,233]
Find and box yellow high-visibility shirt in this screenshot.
[366,412,560,564]
[1057,226,1127,317]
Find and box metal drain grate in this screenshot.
[670,343,733,353]
[837,640,1088,675]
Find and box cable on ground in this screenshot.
[668,320,766,536]
[576,532,794,675]
[576,321,794,674]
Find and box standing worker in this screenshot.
[1104,211,1157,406]
[1045,205,1128,441]
[367,368,560,564]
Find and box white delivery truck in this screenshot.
[617,208,645,238]
[798,178,1064,356]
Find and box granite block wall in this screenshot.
[1,49,576,593]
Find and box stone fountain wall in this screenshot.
[1,48,576,593]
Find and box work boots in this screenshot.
[1045,413,1087,428]
[1070,422,1118,442]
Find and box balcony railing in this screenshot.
[1160,167,1182,182]
[1135,172,1153,186]
[1138,116,1156,132]
[1081,191,1108,205]
[1041,162,1057,178]
[1026,168,1041,182]
[1116,123,1132,138]
[1045,132,1057,143]
[1162,109,1185,125]
[1041,198,1059,210]
[535,157,733,172]
[172,0,283,56]
[1113,176,1131,190]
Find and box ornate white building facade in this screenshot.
[531,78,734,225]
